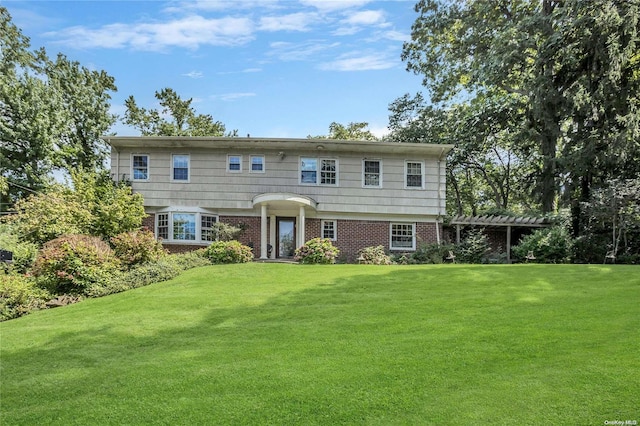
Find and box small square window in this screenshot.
[250,155,264,173]
[391,223,415,250]
[228,155,242,172]
[157,213,169,240]
[201,215,218,241]
[321,159,337,185]
[132,154,149,181]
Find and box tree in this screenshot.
[1,7,117,208]
[309,121,379,140]
[400,0,640,217]
[124,88,232,136]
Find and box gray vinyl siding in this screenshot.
[111,146,446,216]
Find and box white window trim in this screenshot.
[155,210,218,244]
[249,155,265,174]
[227,154,243,173]
[321,219,337,241]
[362,159,382,188]
[171,154,191,183]
[404,160,425,190]
[131,153,150,182]
[390,222,416,251]
[299,156,339,186]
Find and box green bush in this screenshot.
[0,274,51,321]
[513,225,574,264]
[31,235,121,295]
[357,246,391,265]
[457,228,490,263]
[0,224,38,274]
[294,238,340,264]
[110,229,167,268]
[204,241,254,264]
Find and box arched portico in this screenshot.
[252,193,317,259]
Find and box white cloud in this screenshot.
[214,92,257,101]
[183,71,204,78]
[242,68,262,73]
[166,0,281,12]
[334,9,389,36]
[259,12,320,32]
[318,52,396,71]
[268,40,340,61]
[300,0,371,12]
[45,16,255,51]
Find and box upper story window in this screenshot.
[172,154,190,181]
[390,223,416,250]
[405,161,424,189]
[363,159,381,187]
[300,157,338,185]
[132,154,149,181]
[228,155,242,172]
[250,155,265,173]
[322,220,336,241]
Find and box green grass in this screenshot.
[1,264,638,425]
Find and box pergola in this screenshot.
[449,215,552,263]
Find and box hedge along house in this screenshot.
[107,137,453,261]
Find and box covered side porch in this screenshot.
[252,193,317,260]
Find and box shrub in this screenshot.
[295,238,339,264]
[204,241,254,264]
[513,225,574,264]
[457,228,490,263]
[110,229,167,268]
[357,246,391,265]
[0,224,38,274]
[0,274,51,321]
[31,235,120,295]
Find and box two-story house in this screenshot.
[108,137,453,261]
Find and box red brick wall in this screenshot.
[219,215,262,257]
[142,214,155,231]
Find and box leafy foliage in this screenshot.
[31,235,121,295]
[295,238,340,264]
[357,246,391,265]
[456,228,490,264]
[4,170,145,245]
[124,88,233,136]
[110,229,167,268]
[411,243,455,264]
[0,224,38,274]
[309,122,379,141]
[0,274,50,321]
[204,241,254,264]
[513,225,574,264]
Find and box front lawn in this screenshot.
[1,264,638,424]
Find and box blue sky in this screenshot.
[4,0,424,138]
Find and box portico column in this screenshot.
[269,215,276,259]
[260,204,268,259]
[298,205,306,248]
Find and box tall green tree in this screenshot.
[309,121,379,141]
[124,88,232,136]
[0,7,117,208]
[400,0,640,220]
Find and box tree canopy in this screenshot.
[0,7,117,208]
[123,88,233,137]
[397,0,640,223]
[309,122,379,141]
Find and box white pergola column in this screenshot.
[260,204,268,259]
[269,215,276,259]
[298,205,306,248]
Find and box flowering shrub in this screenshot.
[0,274,51,321]
[295,238,340,264]
[203,241,254,264]
[31,235,120,295]
[357,245,391,265]
[110,229,167,268]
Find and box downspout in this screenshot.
[435,147,446,245]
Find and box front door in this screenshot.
[277,217,296,258]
